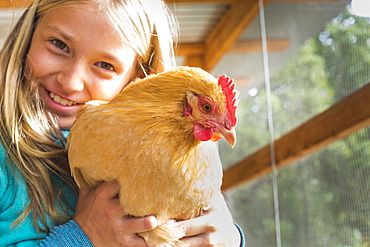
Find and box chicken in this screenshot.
[67,66,238,246]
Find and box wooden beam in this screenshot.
[0,0,32,8]
[183,54,206,69]
[204,0,260,71]
[268,0,339,2]
[177,43,206,56]
[222,83,370,191]
[229,38,290,53]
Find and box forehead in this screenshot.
[37,3,120,43]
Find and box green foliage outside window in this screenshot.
[220,9,370,247]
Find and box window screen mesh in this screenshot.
[219,0,370,246]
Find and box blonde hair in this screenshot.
[0,0,177,232]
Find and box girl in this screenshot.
[0,0,245,246]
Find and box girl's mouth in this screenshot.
[49,92,78,106]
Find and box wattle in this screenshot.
[193,123,214,141]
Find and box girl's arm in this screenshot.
[38,220,93,247]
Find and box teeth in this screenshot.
[50,92,77,106]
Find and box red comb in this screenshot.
[218,75,238,126]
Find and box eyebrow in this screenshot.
[44,25,74,42]
[98,51,129,74]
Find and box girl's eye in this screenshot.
[52,39,67,51]
[96,62,115,71]
[202,102,212,112]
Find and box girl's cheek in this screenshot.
[26,49,44,77]
[27,48,57,79]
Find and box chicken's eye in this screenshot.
[202,103,212,112]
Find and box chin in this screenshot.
[57,117,76,130]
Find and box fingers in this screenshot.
[176,192,241,247]
[95,181,158,233]
[178,235,209,247]
[94,180,121,200]
[179,192,227,238]
[178,216,214,247]
[74,181,158,246]
[178,214,240,247]
[78,180,120,207]
[179,214,215,238]
[122,215,158,234]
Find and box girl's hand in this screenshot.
[178,191,241,247]
[73,181,157,247]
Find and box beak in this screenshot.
[211,125,236,148]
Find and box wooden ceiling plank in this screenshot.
[204,0,260,71]
[222,83,370,191]
[178,38,290,56]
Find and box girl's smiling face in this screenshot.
[26,3,137,129]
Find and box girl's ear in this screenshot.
[129,64,149,82]
[137,63,150,79]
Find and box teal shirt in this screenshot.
[0,132,92,246]
[0,143,45,245]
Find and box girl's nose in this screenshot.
[56,60,86,93]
